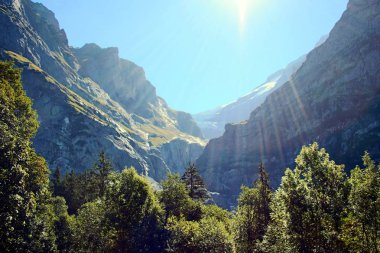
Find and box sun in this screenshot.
[235,0,249,31]
[216,0,265,33]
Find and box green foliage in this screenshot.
[160,173,192,223]
[59,169,100,214]
[161,172,235,252]
[52,151,113,214]
[104,168,165,252]
[167,217,235,253]
[0,60,51,252]
[72,200,113,253]
[0,66,378,253]
[234,163,272,253]
[94,150,113,197]
[181,163,210,202]
[341,152,380,252]
[261,143,348,252]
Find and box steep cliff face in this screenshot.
[197,0,380,208]
[73,43,203,138]
[73,43,157,118]
[159,139,204,175]
[193,55,306,139]
[0,0,204,179]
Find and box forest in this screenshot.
[1,60,380,253]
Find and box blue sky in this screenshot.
[36,0,348,114]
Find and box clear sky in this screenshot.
[36,0,348,114]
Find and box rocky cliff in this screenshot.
[0,0,205,179]
[197,0,380,208]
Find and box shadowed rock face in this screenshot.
[197,0,380,208]
[0,0,204,179]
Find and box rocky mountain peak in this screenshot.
[0,0,205,180]
[73,43,158,118]
[196,0,380,208]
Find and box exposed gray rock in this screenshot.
[0,0,204,180]
[197,0,380,208]
[73,43,203,138]
[159,139,205,175]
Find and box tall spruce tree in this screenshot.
[256,162,271,239]
[51,166,63,196]
[181,163,210,202]
[94,150,113,197]
[234,162,272,253]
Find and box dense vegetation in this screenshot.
[1,60,380,252]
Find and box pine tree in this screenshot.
[94,150,113,197]
[256,162,271,240]
[234,162,272,253]
[51,166,63,196]
[181,163,210,202]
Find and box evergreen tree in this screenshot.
[51,166,63,196]
[59,169,99,214]
[94,150,113,197]
[256,162,271,239]
[234,162,272,253]
[181,163,210,202]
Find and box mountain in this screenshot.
[193,35,332,140]
[193,56,306,139]
[196,0,380,208]
[0,0,205,180]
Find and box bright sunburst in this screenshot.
[235,0,249,31]
[217,0,265,33]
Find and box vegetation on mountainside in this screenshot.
[5,51,204,148]
[1,60,380,252]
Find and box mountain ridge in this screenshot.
[196,0,380,208]
[193,35,331,140]
[0,0,205,179]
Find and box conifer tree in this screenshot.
[94,150,113,197]
[234,162,272,253]
[51,166,63,196]
[256,162,271,239]
[181,163,210,202]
